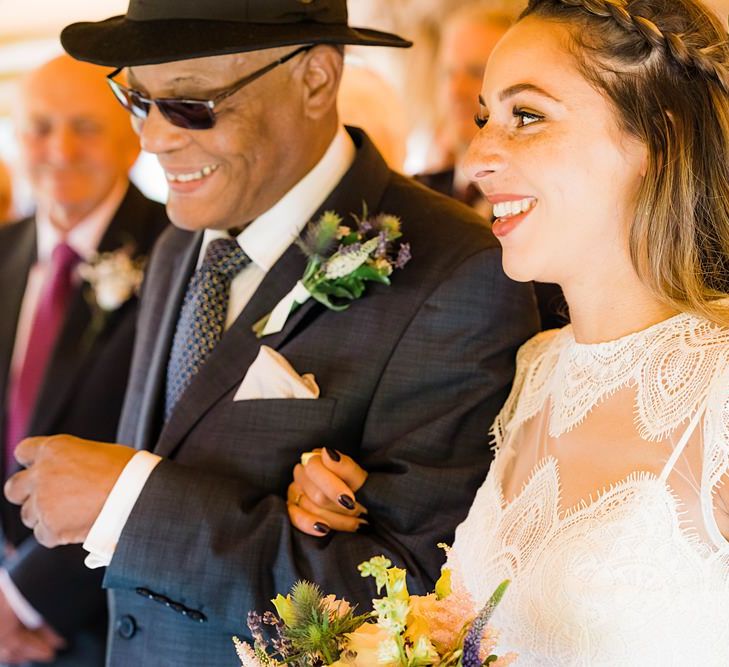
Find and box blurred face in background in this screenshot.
[0,160,12,223]
[16,55,140,232]
[437,13,510,157]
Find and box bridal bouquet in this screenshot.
[234,555,516,667]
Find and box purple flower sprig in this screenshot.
[462,580,511,667]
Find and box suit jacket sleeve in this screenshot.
[104,245,538,633]
[6,539,104,639]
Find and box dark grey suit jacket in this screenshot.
[0,185,168,666]
[415,167,569,331]
[106,129,539,666]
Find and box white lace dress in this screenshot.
[447,313,729,666]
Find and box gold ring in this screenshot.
[293,492,303,507]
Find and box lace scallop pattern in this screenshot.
[448,457,729,665]
[461,313,729,664]
[495,313,729,442]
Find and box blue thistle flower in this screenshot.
[461,580,510,667]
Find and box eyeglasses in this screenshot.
[106,45,314,130]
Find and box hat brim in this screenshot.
[61,17,412,67]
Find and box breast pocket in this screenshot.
[224,397,338,433]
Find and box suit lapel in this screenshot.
[0,220,36,457]
[154,128,392,459]
[27,186,162,437]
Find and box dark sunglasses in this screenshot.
[106,45,314,130]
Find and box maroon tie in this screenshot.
[5,242,79,473]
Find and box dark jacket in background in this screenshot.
[416,167,568,331]
[0,185,169,666]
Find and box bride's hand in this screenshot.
[287,447,368,537]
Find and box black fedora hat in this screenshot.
[61,0,412,68]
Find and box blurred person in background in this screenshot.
[338,60,409,170]
[0,161,14,225]
[0,55,168,666]
[417,5,513,213]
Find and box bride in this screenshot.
[286,0,729,662]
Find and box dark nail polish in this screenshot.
[338,494,355,510]
[325,447,341,462]
[314,522,330,535]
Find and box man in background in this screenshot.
[417,5,512,212]
[0,55,168,665]
[0,161,14,224]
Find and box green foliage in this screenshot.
[275,582,371,666]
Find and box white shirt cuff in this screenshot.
[0,569,44,630]
[83,451,162,569]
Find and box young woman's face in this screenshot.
[464,16,647,285]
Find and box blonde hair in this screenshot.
[523,0,729,324]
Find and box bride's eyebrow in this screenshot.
[499,83,562,103]
[479,84,563,107]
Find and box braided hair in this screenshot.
[521,0,729,323]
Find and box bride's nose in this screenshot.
[462,126,507,185]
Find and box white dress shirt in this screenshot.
[83,126,355,568]
[0,179,129,629]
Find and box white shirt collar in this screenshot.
[35,179,129,263]
[200,126,356,271]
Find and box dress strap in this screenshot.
[659,404,705,482]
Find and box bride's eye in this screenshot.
[513,107,543,127]
[474,112,489,129]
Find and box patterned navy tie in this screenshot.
[165,238,251,420]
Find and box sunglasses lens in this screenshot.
[108,81,150,120]
[158,101,215,130]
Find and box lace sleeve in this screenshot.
[701,356,729,548]
[490,328,562,449]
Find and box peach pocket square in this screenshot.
[234,346,320,401]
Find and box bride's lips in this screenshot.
[485,193,538,238]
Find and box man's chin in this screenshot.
[166,208,238,234]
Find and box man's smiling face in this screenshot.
[128,48,313,232]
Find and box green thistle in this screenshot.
[297,211,343,260]
[276,582,370,666]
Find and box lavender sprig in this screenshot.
[462,580,510,667]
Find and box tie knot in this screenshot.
[202,238,250,279]
[51,242,80,273]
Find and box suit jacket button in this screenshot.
[116,615,137,639]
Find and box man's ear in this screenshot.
[299,45,344,121]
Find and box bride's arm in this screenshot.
[287,448,369,536]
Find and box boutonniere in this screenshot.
[77,247,145,349]
[253,207,412,338]
[79,247,145,313]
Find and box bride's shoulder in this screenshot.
[516,326,570,367]
[681,310,729,369]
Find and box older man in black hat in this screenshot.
[5,1,538,664]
